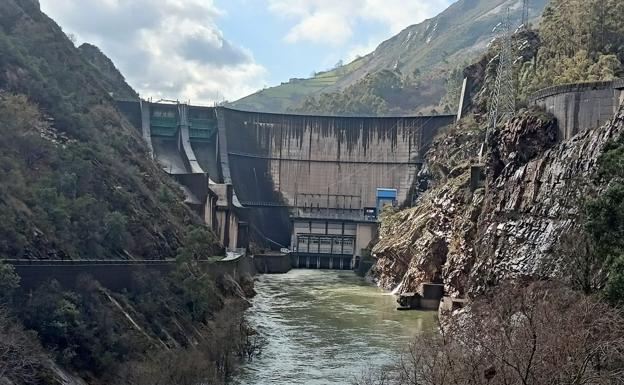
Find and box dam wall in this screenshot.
[178,104,205,174]
[222,109,454,208]
[531,79,624,140]
[221,108,454,246]
[117,99,455,255]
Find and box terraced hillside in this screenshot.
[230,0,548,115]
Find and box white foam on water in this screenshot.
[390,281,404,295]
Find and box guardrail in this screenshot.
[3,257,253,290]
[530,79,624,102]
[2,259,213,266]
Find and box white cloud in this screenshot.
[359,0,450,34]
[268,0,451,45]
[285,12,352,45]
[343,38,383,63]
[39,0,267,104]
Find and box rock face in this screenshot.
[372,118,485,295]
[470,108,622,293]
[372,106,624,297]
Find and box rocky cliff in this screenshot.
[372,105,624,297]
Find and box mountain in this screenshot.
[0,0,215,260]
[78,43,139,100]
[0,2,254,383]
[230,0,549,115]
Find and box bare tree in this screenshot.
[118,349,220,385]
[356,282,624,385]
[558,223,608,295]
[0,308,47,384]
[118,300,266,385]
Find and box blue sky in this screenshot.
[40,0,454,104]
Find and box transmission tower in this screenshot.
[488,9,516,132]
[521,0,530,27]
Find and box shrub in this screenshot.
[0,309,49,384]
[0,261,20,302]
[584,135,624,306]
[355,282,624,385]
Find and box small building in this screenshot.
[376,188,398,214]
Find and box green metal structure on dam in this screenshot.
[117,100,456,268]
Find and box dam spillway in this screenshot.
[117,100,455,268]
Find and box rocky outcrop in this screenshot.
[372,106,624,297]
[372,119,485,295]
[469,108,623,293]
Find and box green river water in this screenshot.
[230,269,436,385]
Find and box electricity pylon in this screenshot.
[488,9,515,132]
[521,0,530,27]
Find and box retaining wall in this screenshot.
[531,79,624,140]
[6,257,255,291]
[252,254,292,274]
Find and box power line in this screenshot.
[488,8,516,133]
[521,0,530,27]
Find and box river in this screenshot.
[230,269,436,385]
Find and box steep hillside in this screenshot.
[230,0,548,115]
[0,0,214,260]
[78,43,139,100]
[0,2,258,384]
[373,105,623,297]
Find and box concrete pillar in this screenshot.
[140,100,154,157]
[306,256,310,268]
[317,256,320,269]
[329,257,334,270]
[456,77,469,121]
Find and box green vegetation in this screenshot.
[0,261,20,302]
[0,0,217,260]
[516,0,624,99]
[231,0,550,115]
[585,134,624,307]
[502,0,624,307]
[292,70,403,116]
[0,92,199,259]
[290,67,467,116]
[279,0,624,117]
[78,43,138,100]
[230,57,366,113]
[176,225,220,262]
[3,259,254,383]
[0,2,247,384]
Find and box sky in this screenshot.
[40,0,454,105]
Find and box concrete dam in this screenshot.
[118,100,456,268]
